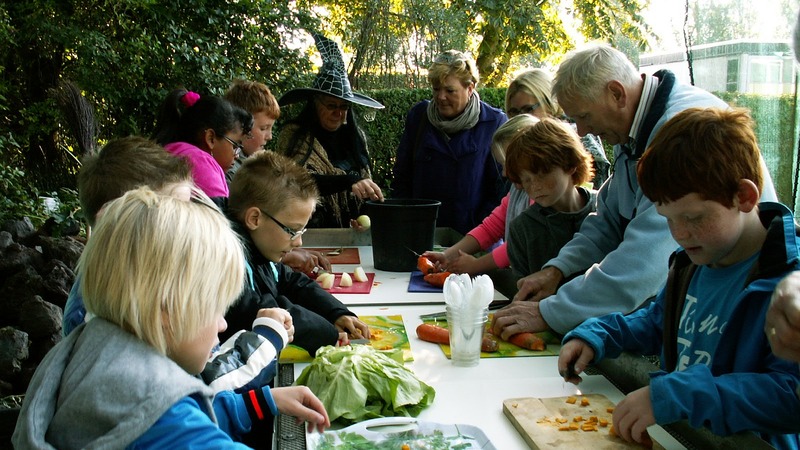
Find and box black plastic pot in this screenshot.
[365,198,441,272]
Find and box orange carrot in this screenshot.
[508,332,546,351]
[415,323,499,352]
[417,255,436,274]
[423,271,452,287]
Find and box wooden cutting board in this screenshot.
[503,395,664,449]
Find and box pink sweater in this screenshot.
[467,191,533,268]
[164,141,228,197]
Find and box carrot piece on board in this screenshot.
[508,332,546,351]
[423,271,452,287]
[415,323,499,352]
[417,256,436,274]
[416,323,450,344]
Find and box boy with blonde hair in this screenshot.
[14,188,329,448]
[558,107,800,448]
[227,151,370,355]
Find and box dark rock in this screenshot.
[1,218,34,242]
[0,327,29,381]
[0,243,45,279]
[0,267,44,327]
[0,232,11,251]
[35,235,84,271]
[19,296,62,339]
[41,260,74,309]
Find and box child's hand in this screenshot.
[271,386,331,433]
[557,338,595,384]
[282,248,331,275]
[766,271,800,362]
[444,250,479,275]
[422,251,449,268]
[612,386,655,447]
[257,308,294,343]
[335,316,371,339]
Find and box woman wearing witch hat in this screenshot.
[276,35,385,229]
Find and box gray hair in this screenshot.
[552,43,639,104]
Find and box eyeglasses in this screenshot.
[222,135,243,158]
[259,209,307,241]
[507,103,541,117]
[318,101,350,112]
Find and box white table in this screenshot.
[286,247,684,449]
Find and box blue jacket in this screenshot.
[540,70,777,333]
[565,203,800,449]
[391,100,507,235]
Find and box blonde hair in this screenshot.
[491,114,540,165]
[505,69,561,117]
[552,43,639,104]
[427,50,479,87]
[79,187,245,355]
[228,150,319,219]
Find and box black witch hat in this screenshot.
[278,34,384,109]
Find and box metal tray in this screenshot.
[306,417,496,449]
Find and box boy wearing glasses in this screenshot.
[226,150,370,356]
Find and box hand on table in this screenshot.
[612,386,655,447]
[282,248,331,274]
[557,338,595,384]
[766,271,800,362]
[335,315,371,340]
[352,178,384,202]
[490,301,549,340]
[256,308,294,343]
[271,386,331,433]
[513,266,563,302]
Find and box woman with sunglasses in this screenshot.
[153,88,252,199]
[391,50,508,236]
[276,35,385,229]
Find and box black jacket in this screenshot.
[222,222,356,356]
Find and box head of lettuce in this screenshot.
[295,344,435,424]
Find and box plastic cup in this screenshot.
[446,306,489,367]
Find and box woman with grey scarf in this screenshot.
[391,50,508,235]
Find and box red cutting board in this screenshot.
[320,272,375,294]
[305,247,361,264]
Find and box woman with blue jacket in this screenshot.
[391,50,507,235]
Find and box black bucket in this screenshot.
[365,198,441,272]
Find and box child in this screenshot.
[153,88,253,198]
[224,78,332,275]
[423,114,537,275]
[13,188,330,448]
[64,136,195,334]
[557,107,800,448]
[227,151,370,355]
[505,117,596,280]
[223,78,281,182]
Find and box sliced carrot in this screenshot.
[508,332,546,351]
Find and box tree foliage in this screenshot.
[0,0,318,190]
[303,0,651,88]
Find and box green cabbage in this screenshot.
[295,345,435,424]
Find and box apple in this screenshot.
[356,214,371,230]
[339,272,353,287]
[317,272,335,289]
[353,266,368,282]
